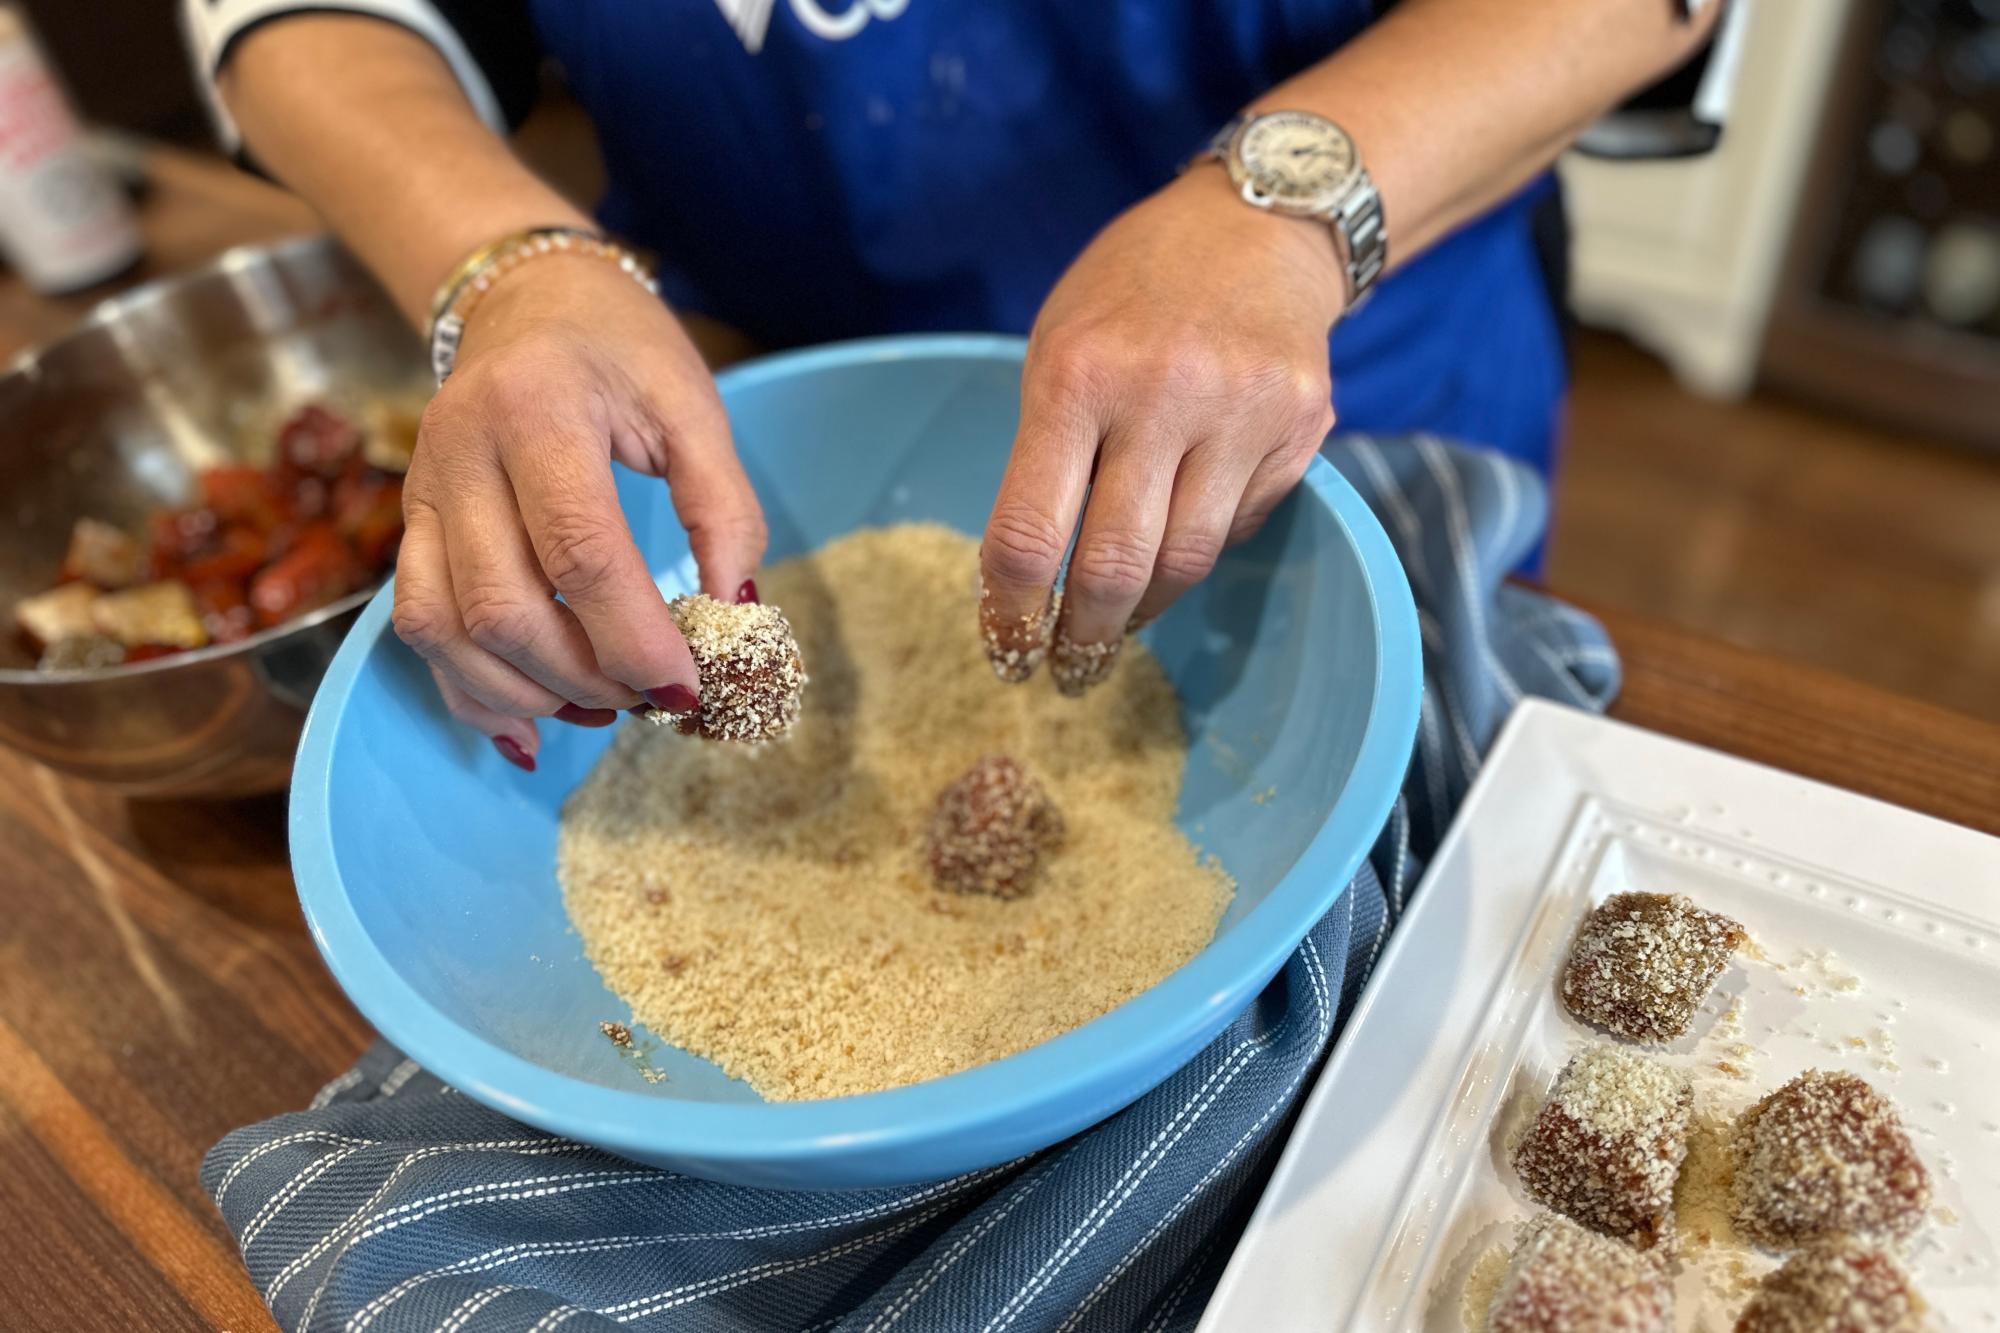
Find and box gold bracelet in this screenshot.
[425,226,660,384]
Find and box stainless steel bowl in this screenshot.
[0,235,429,797]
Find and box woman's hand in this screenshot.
[392,255,767,768]
[978,168,1344,695]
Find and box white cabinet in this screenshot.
[1560,0,1854,397]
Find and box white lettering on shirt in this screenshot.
[712,0,909,53]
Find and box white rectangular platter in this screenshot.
[1199,699,2000,1331]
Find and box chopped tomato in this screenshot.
[334,469,405,567]
[200,467,285,534]
[179,526,270,586]
[147,508,220,580]
[350,493,405,568]
[284,474,333,524]
[191,579,256,643]
[277,404,363,480]
[23,400,404,671]
[332,462,386,527]
[248,522,361,627]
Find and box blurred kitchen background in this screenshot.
[5,0,1997,720]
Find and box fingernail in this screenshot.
[735,578,759,605]
[554,703,620,728]
[493,736,536,772]
[1050,631,1122,698]
[643,683,700,714]
[979,582,1061,684]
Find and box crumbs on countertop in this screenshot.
[1459,1243,1510,1331]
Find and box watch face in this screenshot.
[1236,111,1358,214]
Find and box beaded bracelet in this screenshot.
[426,226,660,384]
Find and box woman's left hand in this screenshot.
[978,167,1346,695]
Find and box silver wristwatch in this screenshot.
[1199,110,1388,309]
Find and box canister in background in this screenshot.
[0,4,140,294]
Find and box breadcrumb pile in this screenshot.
[560,524,1233,1101]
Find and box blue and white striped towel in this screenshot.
[204,434,1619,1333]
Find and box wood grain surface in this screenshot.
[3,147,1997,1333]
[1589,604,2000,838]
[1550,335,2000,728]
[3,619,1995,1333]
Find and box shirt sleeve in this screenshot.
[179,0,539,156]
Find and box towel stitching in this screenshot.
[346,1163,1011,1330]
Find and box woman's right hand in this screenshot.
[391,254,767,770]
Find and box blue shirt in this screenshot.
[527,0,1566,478]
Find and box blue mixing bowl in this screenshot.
[290,335,1419,1189]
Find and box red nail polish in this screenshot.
[493,736,536,772]
[736,578,759,605]
[554,703,620,728]
[643,683,700,714]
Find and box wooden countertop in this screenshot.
[3,148,1997,1333]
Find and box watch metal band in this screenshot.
[1334,180,1388,307]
